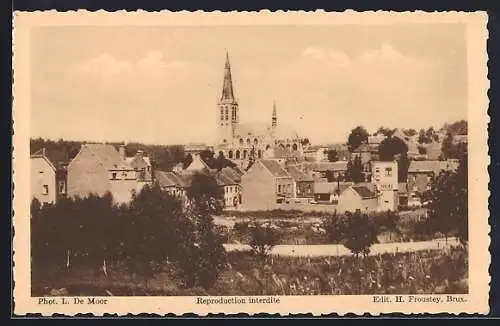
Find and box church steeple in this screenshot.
[272,100,277,128]
[220,52,235,102]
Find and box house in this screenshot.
[337,185,378,213]
[30,148,67,205]
[302,161,348,182]
[185,153,212,172]
[371,161,399,211]
[184,143,214,155]
[303,145,328,162]
[215,172,241,208]
[407,160,460,194]
[313,182,352,204]
[397,182,409,207]
[67,144,143,204]
[286,165,314,199]
[240,159,294,210]
[351,143,372,165]
[125,150,153,182]
[154,170,190,199]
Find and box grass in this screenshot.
[33,247,467,296]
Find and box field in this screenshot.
[33,246,467,297]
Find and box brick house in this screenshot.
[241,159,294,210]
[30,148,67,205]
[67,143,144,204]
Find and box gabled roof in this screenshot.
[215,172,238,186]
[82,143,128,170]
[286,165,313,181]
[125,154,151,170]
[31,148,69,171]
[351,186,376,199]
[155,171,190,188]
[314,182,353,194]
[259,159,291,178]
[408,160,458,174]
[220,166,243,182]
[303,161,348,172]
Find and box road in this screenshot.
[223,237,460,257]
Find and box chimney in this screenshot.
[119,144,126,160]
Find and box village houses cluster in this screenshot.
[31,53,466,214]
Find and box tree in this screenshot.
[425,153,468,244]
[345,156,364,183]
[327,149,339,162]
[374,126,394,137]
[417,145,427,155]
[379,136,408,161]
[301,138,310,146]
[249,224,281,258]
[441,132,467,160]
[341,210,379,258]
[381,210,400,241]
[404,128,418,137]
[347,126,369,152]
[446,120,468,135]
[398,152,410,183]
[418,129,432,144]
[322,213,345,244]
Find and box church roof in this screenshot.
[220,52,236,103]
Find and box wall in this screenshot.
[296,180,314,198]
[223,184,241,208]
[67,147,111,199]
[30,157,56,205]
[407,172,432,194]
[337,188,378,213]
[241,162,276,210]
[377,190,399,211]
[276,177,294,199]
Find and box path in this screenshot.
[223,237,460,257]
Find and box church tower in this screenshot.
[272,100,278,129]
[217,52,239,145]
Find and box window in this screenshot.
[239,138,244,145]
[385,167,392,177]
[38,170,44,174]
[220,108,224,120]
[122,172,128,178]
[243,150,247,159]
[42,185,49,195]
[236,150,240,159]
[228,150,233,159]
[292,143,298,151]
[223,139,227,143]
[375,168,380,173]
[278,185,282,193]
[246,138,251,145]
[225,108,229,120]
[58,181,66,194]
[111,172,117,180]
[254,138,258,145]
[258,150,262,158]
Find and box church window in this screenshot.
[235,150,240,159]
[292,143,298,151]
[228,150,233,159]
[243,150,248,159]
[258,150,262,158]
[246,138,250,145]
[239,138,244,145]
[225,108,229,120]
[220,108,224,120]
[286,144,291,150]
[254,138,258,145]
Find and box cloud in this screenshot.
[73,51,188,79]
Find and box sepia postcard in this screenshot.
[12,10,490,316]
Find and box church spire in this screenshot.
[220,52,235,102]
[272,100,277,128]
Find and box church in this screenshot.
[214,53,307,169]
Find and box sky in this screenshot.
[30,24,468,145]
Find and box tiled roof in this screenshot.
[314,182,353,194]
[304,161,348,172]
[286,165,313,181]
[408,160,458,174]
[31,148,69,171]
[215,173,238,186]
[351,186,376,199]
[259,160,291,178]
[221,167,243,182]
[155,171,191,188]
[84,143,127,170]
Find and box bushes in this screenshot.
[249,224,281,257]
[31,180,227,290]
